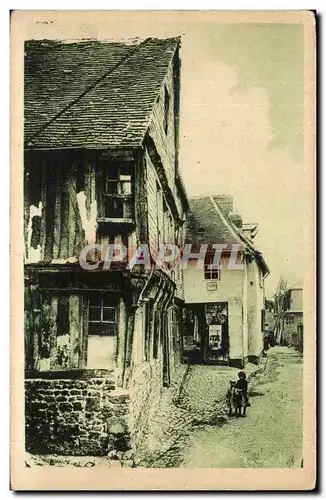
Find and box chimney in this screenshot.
[213,195,233,217]
[228,213,243,229]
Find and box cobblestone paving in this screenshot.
[134,365,193,467]
[137,359,266,467]
[26,358,268,468]
[178,362,262,423]
[180,347,303,468]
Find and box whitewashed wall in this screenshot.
[183,257,246,360]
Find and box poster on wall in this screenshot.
[208,324,222,350]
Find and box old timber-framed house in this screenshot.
[24,38,188,456]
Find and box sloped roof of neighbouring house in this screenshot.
[24,37,180,149]
[185,196,242,247]
[186,196,269,276]
[232,222,269,277]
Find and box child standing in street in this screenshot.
[236,371,249,408]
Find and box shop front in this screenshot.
[182,302,229,365]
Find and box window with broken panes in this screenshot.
[104,163,133,219]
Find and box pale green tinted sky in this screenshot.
[194,24,303,161]
[178,22,304,297]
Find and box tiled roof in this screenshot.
[185,196,242,247]
[24,37,179,149]
[186,196,269,276]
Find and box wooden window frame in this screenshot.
[88,293,117,336]
[102,163,133,220]
[204,254,220,281]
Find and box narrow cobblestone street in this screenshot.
[26,347,303,469]
[140,346,303,468]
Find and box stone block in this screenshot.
[73,402,83,411]
[109,422,126,435]
[58,402,72,412]
[85,396,101,411]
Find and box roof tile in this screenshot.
[25,37,179,149]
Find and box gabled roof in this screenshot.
[185,196,269,276]
[185,196,242,247]
[24,37,180,149]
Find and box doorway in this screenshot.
[203,302,229,364]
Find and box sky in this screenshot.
[25,12,306,298]
[177,23,304,298]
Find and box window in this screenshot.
[88,292,117,335]
[204,254,220,280]
[163,86,170,135]
[88,292,118,369]
[103,163,132,219]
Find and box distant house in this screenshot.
[183,195,269,368]
[282,283,303,352]
[24,37,188,457]
[264,299,275,338]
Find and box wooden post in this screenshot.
[53,164,62,260]
[80,294,89,369]
[39,156,47,262]
[39,293,57,369]
[67,172,77,258]
[69,294,80,369]
[59,158,69,259]
[44,167,56,262]
[117,297,127,371]
[132,305,144,367]
[122,305,135,386]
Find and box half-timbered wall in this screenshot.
[24,149,139,265]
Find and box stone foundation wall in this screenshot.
[25,375,131,456]
[128,358,163,452]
